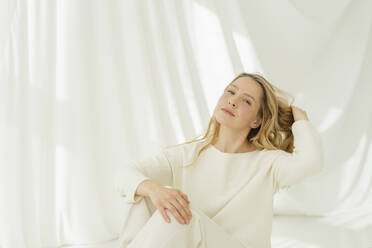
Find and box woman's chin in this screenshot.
[215,115,235,128]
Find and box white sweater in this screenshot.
[114,119,324,248]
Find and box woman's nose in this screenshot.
[229,98,237,107]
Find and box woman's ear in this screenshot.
[253,118,262,128]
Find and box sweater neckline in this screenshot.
[209,144,261,156]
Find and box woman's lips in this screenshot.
[221,108,235,116]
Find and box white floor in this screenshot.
[65,207,372,248]
[271,207,372,248]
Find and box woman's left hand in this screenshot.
[291,105,309,122]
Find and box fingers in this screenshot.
[159,207,171,223]
[165,196,192,225]
[177,191,192,220]
[181,192,190,204]
[164,202,186,225]
[290,105,308,121]
[155,188,192,225]
[181,194,192,217]
[172,196,192,223]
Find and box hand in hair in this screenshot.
[290,105,309,122]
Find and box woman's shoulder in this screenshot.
[258,147,292,164]
[163,139,207,163]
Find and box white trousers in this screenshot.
[118,197,247,248]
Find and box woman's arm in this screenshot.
[271,107,325,193]
[114,148,176,204]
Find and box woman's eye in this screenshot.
[244,99,251,105]
[227,90,234,94]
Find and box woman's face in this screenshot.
[214,76,263,130]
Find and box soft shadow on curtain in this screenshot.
[1,0,372,247]
[0,0,245,247]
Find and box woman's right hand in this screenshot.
[148,183,192,225]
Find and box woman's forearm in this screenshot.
[136,179,162,197]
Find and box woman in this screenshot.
[114,72,324,248]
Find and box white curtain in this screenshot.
[1,0,371,247]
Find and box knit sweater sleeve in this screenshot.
[114,146,181,204]
[271,119,325,193]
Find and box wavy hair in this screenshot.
[166,72,295,167]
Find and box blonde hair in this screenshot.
[166,72,295,168]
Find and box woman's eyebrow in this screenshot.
[230,84,256,102]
